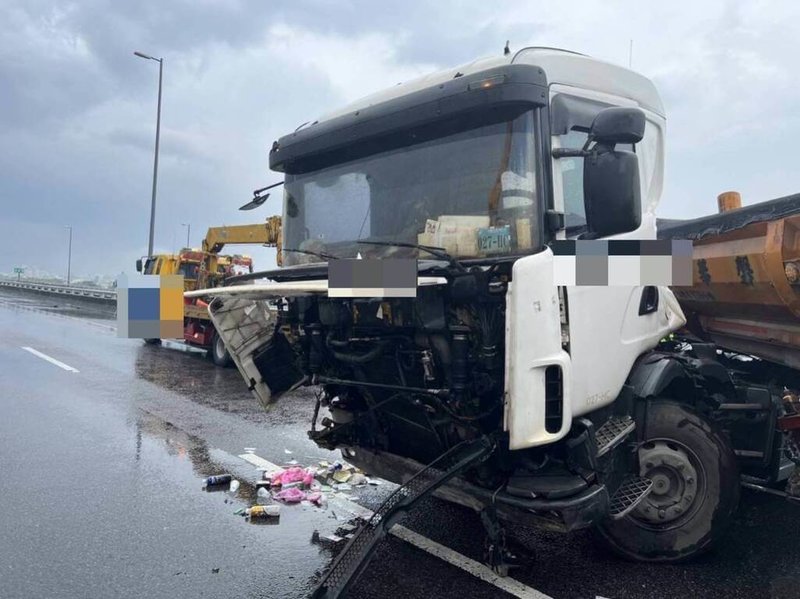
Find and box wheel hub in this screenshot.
[633,440,699,524]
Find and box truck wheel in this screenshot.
[143,338,161,345]
[596,400,739,562]
[209,333,233,367]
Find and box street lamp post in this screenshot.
[134,51,164,258]
[181,223,191,248]
[65,225,72,285]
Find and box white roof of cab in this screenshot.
[318,47,664,123]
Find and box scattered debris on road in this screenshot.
[205,455,375,527]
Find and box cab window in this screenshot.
[143,258,157,275]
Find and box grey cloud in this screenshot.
[3,0,800,277]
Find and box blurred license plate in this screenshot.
[477,226,511,255]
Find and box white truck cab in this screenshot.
[195,49,747,580]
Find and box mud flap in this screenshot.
[312,437,495,599]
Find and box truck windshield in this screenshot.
[282,106,540,265]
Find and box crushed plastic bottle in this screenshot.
[203,474,232,487]
[256,487,271,504]
[247,505,280,518]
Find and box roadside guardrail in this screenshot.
[0,280,116,302]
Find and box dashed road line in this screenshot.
[390,524,551,599]
[239,452,550,598]
[21,346,80,373]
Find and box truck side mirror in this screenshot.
[135,258,143,273]
[583,107,645,237]
[589,107,645,145]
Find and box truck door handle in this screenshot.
[639,286,659,315]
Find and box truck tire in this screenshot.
[143,338,161,345]
[209,332,233,367]
[596,400,739,562]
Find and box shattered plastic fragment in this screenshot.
[228,480,240,494]
[332,470,352,483]
[284,448,293,455]
[321,534,343,544]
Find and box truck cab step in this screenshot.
[596,415,636,457]
[609,476,654,519]
[506,473,588,500]
[312,437,494,599]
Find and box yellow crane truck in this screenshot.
[136,216,281,365]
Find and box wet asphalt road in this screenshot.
[2,288,800,599]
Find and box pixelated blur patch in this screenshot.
[552,240,693,286]
[328,258,417,298]
[116,274,184,338]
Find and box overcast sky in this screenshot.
[2,0,798,279]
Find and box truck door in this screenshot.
[549,91,682,418]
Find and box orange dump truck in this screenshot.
[659,192,800,370]
[659,192,800,498]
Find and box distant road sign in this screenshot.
[13,267,24,274]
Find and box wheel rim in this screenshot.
[632,439,706,529]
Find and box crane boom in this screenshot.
[201,216,282,264]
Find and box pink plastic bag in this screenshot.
[271,467,308,487]
[306,492,324,506]
[274,487,307,503]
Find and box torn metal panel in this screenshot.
[657,193,800,241]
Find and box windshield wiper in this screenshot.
[283,248,337,262]
[355,240,466,272]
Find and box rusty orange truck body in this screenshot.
[660,193,800,370]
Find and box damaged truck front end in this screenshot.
[206,255,616,535]
[194,53,727,582]
[203,61,635,535]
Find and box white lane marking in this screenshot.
[390,524,551,599]
[239,453,550,598]
[21,346,80,373]
[238,453,284,474]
